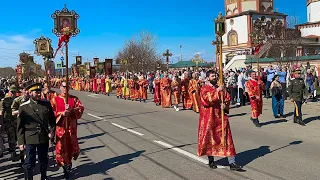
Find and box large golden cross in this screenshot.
[163,49,172,70]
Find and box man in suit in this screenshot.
[17,83,56,180]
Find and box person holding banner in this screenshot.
[51,82,84,178]
[197,70,244,172]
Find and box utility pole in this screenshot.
[180,45,182,61]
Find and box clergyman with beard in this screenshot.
[197,70,245,172]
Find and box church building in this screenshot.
[219,0,287,69]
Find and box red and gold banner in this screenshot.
[105,59,113,75]
[90,66,96,78]
[93,58,99,66]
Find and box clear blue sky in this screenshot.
[0,0,307,68]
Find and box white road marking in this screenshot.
[153,140,225,169]
[87,113,104,120]
[88,94,99,98]
[111,123,144,136]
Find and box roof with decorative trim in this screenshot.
[169,61,214,68]
[245,55,320,64]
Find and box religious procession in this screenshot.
[1,1,320,180]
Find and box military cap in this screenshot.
[9,85,18,92]
[293,69,301,74]
[26,83,43,92]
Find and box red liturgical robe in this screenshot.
[245,79,265,119]
[51,94,84,167]
[197,84,236,157]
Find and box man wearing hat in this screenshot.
[1,85,18,161]
[17,83,56,180]
[12,82,30,166]
[288,69,306,126]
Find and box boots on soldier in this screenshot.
[10,151,16,162]
[297,117,306,126]
[24,170,33,180]
[293,116,298,123]
[40,166,48,180]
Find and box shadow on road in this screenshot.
[215,140,303,166]
[71,150,145,179]
[260,119,288,126]
[304,116,320,124]
[144,143,197,156]
[78,133,106,141]
[228,113,247,118]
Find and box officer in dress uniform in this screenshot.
[288,69,306,126]
[17,83,56,180]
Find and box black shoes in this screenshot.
[11,151,17,162]
[229,163,246,172]
[251,118,261,127]
[294,117,306,126]
[208,161,217,169]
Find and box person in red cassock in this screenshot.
[51,81,84,178]
[245,71,265,127]
[197,70,244,172]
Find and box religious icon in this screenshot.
[76,56,82,65]
[36,40,50,53]
[59,16,72,31]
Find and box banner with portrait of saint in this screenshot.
[78,65,86,76]
[93,58,99,66]
[76,56,82,65]
[90,66,96,78]
[96,62,105,74]
[105,59,113,75]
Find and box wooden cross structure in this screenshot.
[163,49,172,70]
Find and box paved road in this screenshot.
[1,90,320,180]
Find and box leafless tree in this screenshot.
[115,31,163,73]
[0,67,16,78]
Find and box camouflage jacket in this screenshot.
[1,95,15,121]
[11,95,29,113]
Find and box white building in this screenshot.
[219,0,287,70]
[297,0,320,40]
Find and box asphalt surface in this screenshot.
[1,89,320,180]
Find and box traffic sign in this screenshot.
[60,56,64,61]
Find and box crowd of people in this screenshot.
[0,78,84,179]
[0,61,318,179]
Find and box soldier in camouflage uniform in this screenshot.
[1,85,18,161]
[12,83,30,166]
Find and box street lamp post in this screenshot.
[33,35,53,89]
[52,4,80,103]
[163,49,172,70]
[214,12,226,146]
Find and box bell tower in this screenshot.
[307,0,320,22]
[225,0,274,17]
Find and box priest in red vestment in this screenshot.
[51,82,84,178]
[181,71,192,110]
[92,76,97,94]
[160,72,172,108]
[245,71,265,127]
[138,75,149,102]
[153,73,161,106]
[198,70,244,171]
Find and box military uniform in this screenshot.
[1,85,18,160]
[17,83,56,180]
[288,70,306,126]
